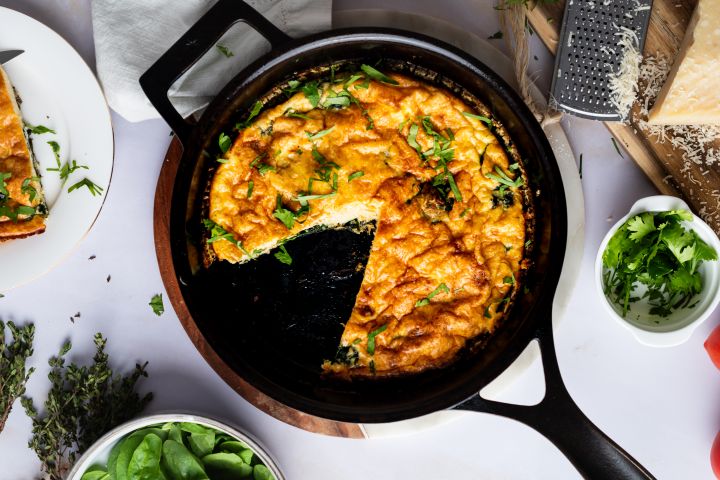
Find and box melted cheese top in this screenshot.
[209,72,527,377]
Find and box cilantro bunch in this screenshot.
[602,210,717,317]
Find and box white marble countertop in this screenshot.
[1,0,716,479]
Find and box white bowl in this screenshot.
[66,413,285,480]
[595,195,720,347]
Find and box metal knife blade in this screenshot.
[0,50,24,65]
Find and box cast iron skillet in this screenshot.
[141,1,654,478]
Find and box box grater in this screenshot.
[550,0,653,121]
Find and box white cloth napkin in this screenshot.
[91,0,332,123]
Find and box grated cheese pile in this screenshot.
[607,25,642,120]
[605,12,720,227]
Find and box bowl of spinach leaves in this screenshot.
[595,195,720,347]
[67,413,284,480]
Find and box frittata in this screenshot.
[0,65,45,241]
[206,67,528,377]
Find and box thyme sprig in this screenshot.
[0,320,35,433]
[21,333,152,480]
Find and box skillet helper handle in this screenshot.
[455,320,655,480]
[139,0,290,143]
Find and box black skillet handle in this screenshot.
[139,0,291,143]
[455,318,655,480]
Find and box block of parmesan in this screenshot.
[647,0,720,125]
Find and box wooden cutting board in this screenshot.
[527,0,720,232]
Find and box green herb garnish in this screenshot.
[247,180,254,198]
[0,172,10,198]
[48,159,88,181]
[22,333,152,480]
[462,111,493,126]
[306,126,335,141]
[486,166,523,188]
[216,44,234,57]
[366,324,388,355]
[296,192,336,204]
[302,81,320,108]
[47,141,61,169]
[348,171,364,182]
[26,124,55,135]
[0,320,34,434]
[602,210,718,317]
[236,101,263,130]
[68,178,103,196]
[415,283,450,307]
[360,64,399,85]
[218,132,232,153]
[273,195,295,230]
[274,245,292,265]
[149,294,164,316]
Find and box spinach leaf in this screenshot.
[179,422,213,435]
[114,433,147,480]
[217,441,247,453]
[80,466,110,480]
[188,429,215,458]
[202,452,253,479]
[238,448,254,465]
[161,439,209,480]
[127,433,165,480]
[253,464,274,480]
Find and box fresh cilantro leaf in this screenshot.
[149,294,164,316]
[218,132,232,153]
[21,177,39,202]
[301,81,320,108]
[360,64,399,85]
[602,209,717,317]
[274,245,292,265]
[273,195,295,230]
[627,213,655,241]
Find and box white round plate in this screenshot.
[0,7,113,291]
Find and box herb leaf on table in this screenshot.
[21,333,152,480]
[0,321,35,434]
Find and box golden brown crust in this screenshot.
[208,73,527,377]
[0,65,45,239]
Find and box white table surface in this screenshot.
[0,1,716,479]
